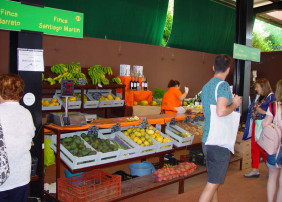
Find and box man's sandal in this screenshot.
[244,171,260,178]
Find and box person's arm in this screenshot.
[216,95,241,117]
[178,87,189,101]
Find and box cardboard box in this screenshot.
[241,158,252,170]
[120,64,130,76]
[133,65,143,77]
[235,149,251,160]
[235,139,251,154]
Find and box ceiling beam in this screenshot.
[254,1,282,15]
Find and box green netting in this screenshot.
[167,0,235,55]
[45,0,169,45]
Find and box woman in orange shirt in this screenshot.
[161,80,189,114]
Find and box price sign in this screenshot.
[61,80,74,96]
[184,116,192,123]
[140,119,149,129]
[111,123,121,133]
[88,126,99,135]
[78,78,86,85]
[169,118,176,126]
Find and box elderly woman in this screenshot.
[0,74,35,201]
[161,80,189,114]
[243,78,275,178]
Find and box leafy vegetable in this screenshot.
[153,88,165,99]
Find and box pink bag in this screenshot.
[258,102,282,155]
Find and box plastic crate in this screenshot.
[73,90,99,109]
[156,124,194,147]
[76,131,121,165]
[99,129,140,160]
[120,126,157,156]
[149,128,173,153]
[55,90,82,109]
[112,93,124,107]
[50,132,99,169]
[42,97,62,111]
[88,89,113,108]
[188,148,206,166]
[58,169,121,202]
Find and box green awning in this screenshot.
[45,0,169,46]
[167,0,235,55]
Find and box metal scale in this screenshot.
[47,80,86,127]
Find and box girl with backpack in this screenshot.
[243,78,275,178]
[262,79,282,202]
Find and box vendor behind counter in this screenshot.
[161,80,189,114]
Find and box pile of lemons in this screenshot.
[98,94,121,101]
[61,96,77,102]
[42,98,60,107]
[123,125,171,147]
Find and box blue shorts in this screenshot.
[202,143,230,184]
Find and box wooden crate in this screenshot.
[235,150,251,160]
[236,131,244,143]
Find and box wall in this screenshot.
[252,51,282,91]
[42,35,218,97]
[0,30,9,75]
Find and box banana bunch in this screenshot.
[53,72,75,84]
[88,65,105,85]
[73,72,88,84]
[101,78,109,85]
[51,64,68,74]
[45,77,56,85]
[101,66,113,75]
[112,77,122,85]
[67,62,81,74]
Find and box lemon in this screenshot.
[42,100,49,106]
[137,139,142,145]
[51,98,58,103]
[144,141,149,146]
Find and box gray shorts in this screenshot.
[202,143,230,184]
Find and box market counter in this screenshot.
[133,105,161,116]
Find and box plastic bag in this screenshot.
[44,135,55,166]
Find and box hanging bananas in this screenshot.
[88,65,108,85]
[45,77,56,85]
[101,66,113,75]
[51,64,68,74]
[67,62,81,74]
[112,77,122,85]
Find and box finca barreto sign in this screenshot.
[0,0,83,38]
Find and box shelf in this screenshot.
[31,175,39,182]
[42,82,126,90]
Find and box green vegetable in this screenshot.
[153,88,165,99]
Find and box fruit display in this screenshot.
[126,116,139,122]
[61,135,97,157]
[122,126,154,147]
[140,100,148,106]
[153,162,198,182]
[175,122,203,136]
[122,125,171,146]
[74,93,88,103]
[112,77,123,85]
[42,98,60,107]
[80,133,119,153]
[88,65,111,85]
[46,62,87,85]
[150,101,158,106]
[61,96,77,102]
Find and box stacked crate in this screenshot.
[234,131,252,170]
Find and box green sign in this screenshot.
[233,43,260,62]
[0,0,83,38]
